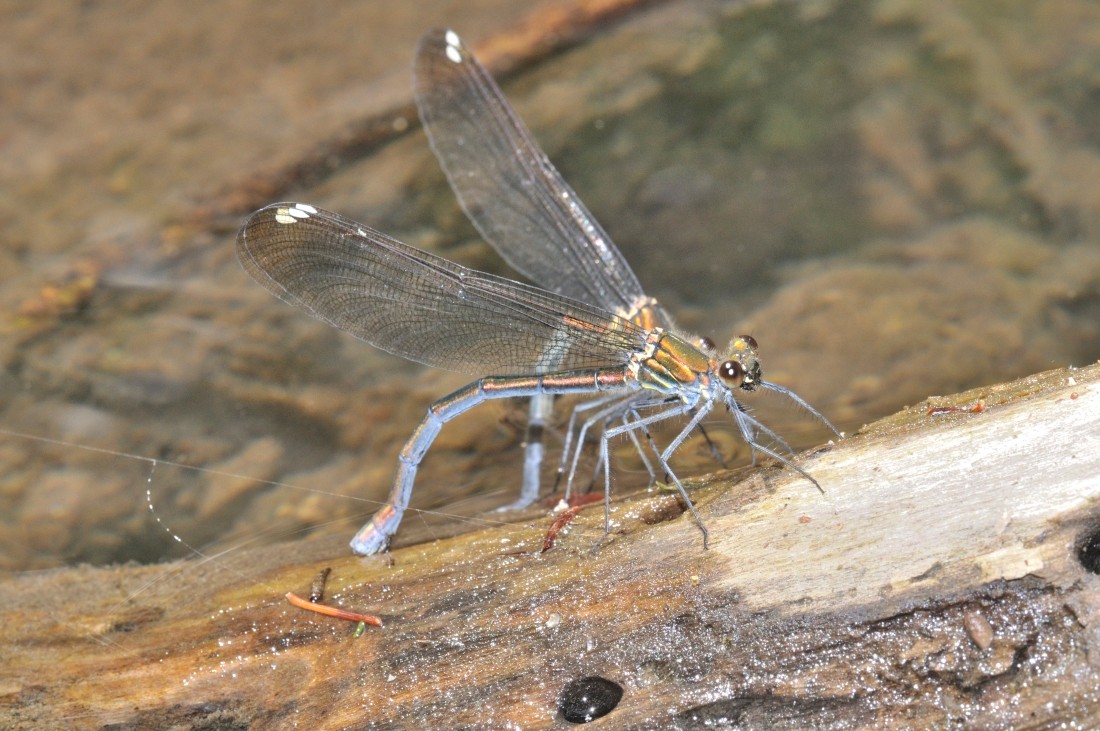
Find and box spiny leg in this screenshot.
[555,392,637,494]
[598,400,711,547]
[695,422,728,470]
[628,401,674,484]
[726,397,799,467]
[652,400,716,547]
[583,396,674,494]
[621,413,657,486]
[726,393,825,494]
[623,405,662,486]
[562,394,647,501]
[759,380,842,439]
[588,397,670,492]
[631,399,728,481]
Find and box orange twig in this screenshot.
[285,592,383,627]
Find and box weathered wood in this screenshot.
[2,364,1098,729]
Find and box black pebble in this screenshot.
[559,676,624,723]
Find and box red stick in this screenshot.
[285,592,383,627]
[541,505,583,553]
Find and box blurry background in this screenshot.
[2,0,1097,571]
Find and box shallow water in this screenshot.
[1,0,1098,572]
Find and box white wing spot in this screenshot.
[274,203,316,225]
[444,30,462,64]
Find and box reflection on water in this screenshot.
[2,0,1099,571]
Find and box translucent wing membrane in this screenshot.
[415,29,647,314]
[237,203,646,376]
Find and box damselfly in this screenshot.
[237,30,839,555]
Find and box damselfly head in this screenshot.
[719,335,762,391]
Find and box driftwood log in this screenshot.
[2,363,1099,729]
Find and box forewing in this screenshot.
[236,203,646,376]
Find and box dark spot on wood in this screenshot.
[109,605,165,633]
[559,675,624,723]
[110,701,250,731]
[1077,524,1100,573]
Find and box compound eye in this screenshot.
[696,335,716,352]
[738,334,758,349]
[719,359,744,386]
